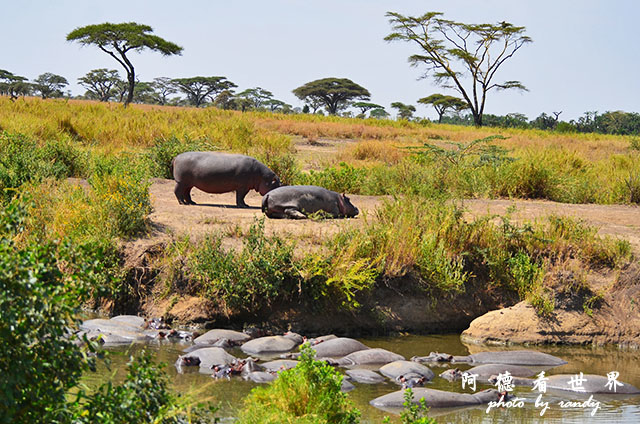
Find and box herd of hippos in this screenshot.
[172,151,359,218]
[78,315,640,413]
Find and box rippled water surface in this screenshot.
[82,334,640,423]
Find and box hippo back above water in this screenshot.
[172,152,280,207]
[261,185,359,219]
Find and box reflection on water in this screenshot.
[82,334,640,423]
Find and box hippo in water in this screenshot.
[261,185,359,219]
[370,388,507,410]
[172,152,280,207]
[413,350,566,367]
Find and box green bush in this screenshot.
[295,162,367,194]
[145,135,214,179]
[0,200,216,424]
[178,219,300,311]
[90,171,152,238]
[0,201,94,424]
[72,352,219,424]
[0,131,87,202]
[237,344,360,424]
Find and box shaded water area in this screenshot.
[82,334,640,423]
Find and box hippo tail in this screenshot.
[261,193,269,214]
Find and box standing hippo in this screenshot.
[172,152,280,207]
[261,185,359,219]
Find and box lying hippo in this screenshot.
[440,364,536,383]
[172,152,280,207]
[370,388,505,410]
[240,333,303,355]
[379,361,435,382]
[413,350,566,367]
[345,369,386,384]
[261,185,359,219]
[312,337,370,358]
[327,348,404,367]
[193,329,251,346]
[490,374,640,394]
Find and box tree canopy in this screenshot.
[78,68,122,102]
[293,78,370,115]
[391,102,416,120]
[418,94,469,123]
[32,73,69,99]
[67,22,183,106]
[385,11,531,126]
[171,76,237,107]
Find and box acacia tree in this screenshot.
[172,76,237,107]
[150,77,177,105]
[391,102,416,120]
[293,78,370,115]
[67,22,183,107]
[78,68,122,101]
[235,87,274,110]
[0,69,30,99]
[352,101,384,117]
[385,11,531,126]
[418,94,469,123]
[32,73,69,99]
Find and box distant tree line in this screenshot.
[439,110,640,135]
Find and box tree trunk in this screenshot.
[125,70,135,107]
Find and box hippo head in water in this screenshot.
[257,174,281,196]
[338,194,359,218]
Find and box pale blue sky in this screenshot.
[4,1,639,120]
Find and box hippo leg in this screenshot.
[235,188,250,208]
[284,208,307,219]
[174,182,195,205]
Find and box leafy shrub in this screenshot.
[0,200,216,424]
[145,135,214,179]
[295,162,367,194]
[72,352,219,424]
[0,201,94,424]
[0,131,87,202]
[259,151,299,186]
[237,344,360,424]
[177,219,299,312]
[90,172,152,238]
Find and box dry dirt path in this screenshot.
[147,178,640,253]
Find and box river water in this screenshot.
[82,334,640,423]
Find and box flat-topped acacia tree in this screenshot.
[67,22,183,107]
[293,78,370,115]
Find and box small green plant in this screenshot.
[383,388,437,424]
[237,343,360,424]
